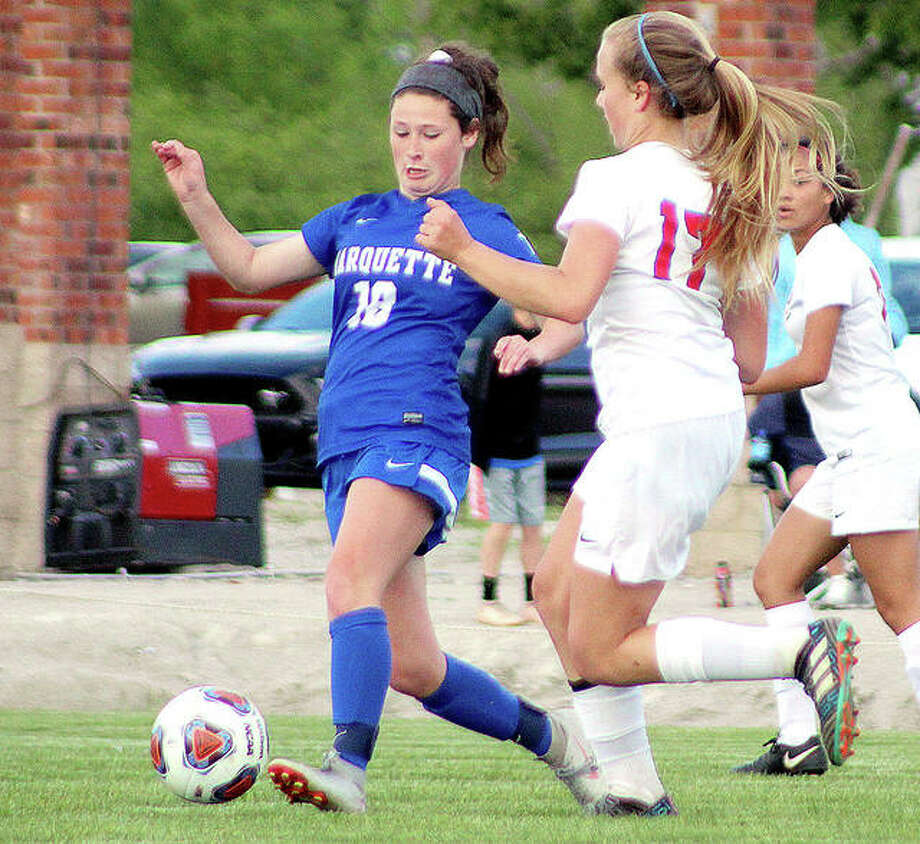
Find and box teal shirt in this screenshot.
[768,220,907,368]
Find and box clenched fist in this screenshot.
[415,197,473,263]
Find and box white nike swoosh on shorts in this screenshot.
[385,459,414,470]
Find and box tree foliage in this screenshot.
[131,0,916,246]
[444,0,637,80]
[815,0,920,229]
[130,0,629,259]
[819,0,920,75]
[817,0,920,120]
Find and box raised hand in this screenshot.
[150,139,208,204]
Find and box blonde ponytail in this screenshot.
[602,12,844,305]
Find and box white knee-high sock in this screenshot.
[572,685,664,805]
[766,601,819,745]
[655,617,806,681]
[897,620,920,704]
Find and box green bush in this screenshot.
[131,0,626,259]
[132,0,917,247]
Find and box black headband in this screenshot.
[391,62,483,122]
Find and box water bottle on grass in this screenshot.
[715,560,733,607]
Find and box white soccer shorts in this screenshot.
[573,410,745,583]
[792,446,920,536]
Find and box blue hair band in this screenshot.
[637,13,681,113]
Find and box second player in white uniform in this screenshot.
[737,145,920,776]
[791,224,920,538]
[419,10,859,816]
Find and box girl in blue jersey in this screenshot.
[152,44,607,815]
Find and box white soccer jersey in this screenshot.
[556,142,744,437]
[785,223,920,457]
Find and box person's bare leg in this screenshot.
[753,504,846,610]
[849,530,920,634]
[531,494,581,678]
[480,522,513,580]
[519,523,542,621]
[478,521,522,625]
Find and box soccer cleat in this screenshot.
[811,574,846,608]
[793,618,860,765]
[814,574,860,609]
[538,709,610,814]
[804,570,829,603]
[595,793,679,817]
[267,750,367,813]
[731,735,828,776]
[476,600,525,626]
[851,576,875,609]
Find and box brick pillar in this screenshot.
[0,1,132,573]
[644,0,817,91]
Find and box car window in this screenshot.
[128,243,223,288]
[128,231,300,290]
[891,259,920,333]
[128,241,183,267]
[257,279,334,332]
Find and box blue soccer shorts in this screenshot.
[321,441,469,556]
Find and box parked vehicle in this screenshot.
[127,231,299,344]
[131,279,601,490]
[128,240,184,267]
[130,234,920,493]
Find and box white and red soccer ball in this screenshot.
[150,685,269,803]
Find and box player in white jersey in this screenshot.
[735,145,920,775]
[419,11,859,816]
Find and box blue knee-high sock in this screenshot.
[330,606,391,769]
[419,653,551,756]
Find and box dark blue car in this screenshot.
[131,279,601,490]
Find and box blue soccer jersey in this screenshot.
[302,188,539,467]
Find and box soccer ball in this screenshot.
[150,685,269,803]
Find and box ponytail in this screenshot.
[437,43,510,181]
[602,12,844,305]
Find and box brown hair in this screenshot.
[601,12,843,304]
[829,157,862,223]
[400,43,510,182]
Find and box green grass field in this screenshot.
[2,711,917,842]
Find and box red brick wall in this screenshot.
[0,0,132,345]
[644,0,817,92]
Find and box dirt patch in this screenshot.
[1,488,914,733]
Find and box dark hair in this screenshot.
[402,43,510,181]
[829,157,862,223]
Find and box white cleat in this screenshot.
[268,750,367,813]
